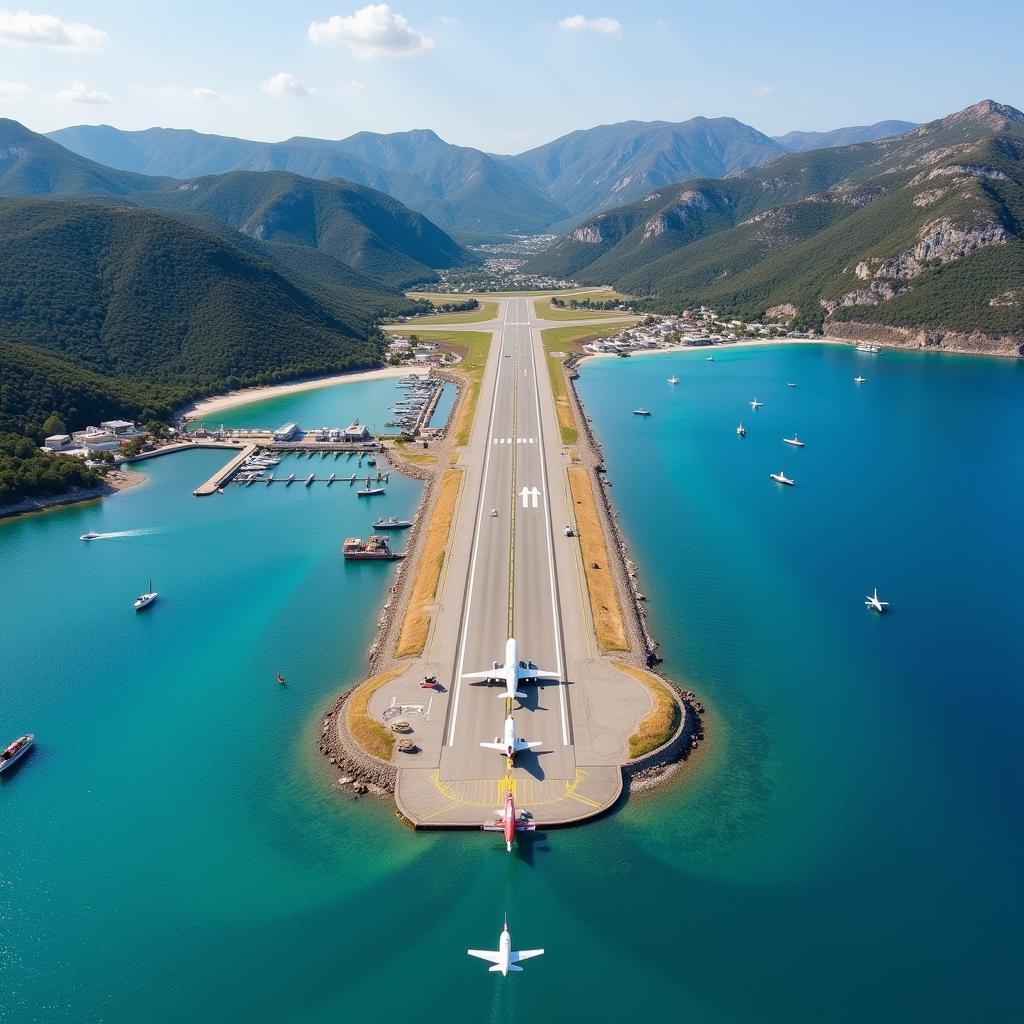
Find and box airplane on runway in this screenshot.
[481,715,541,765]
[482,791,536,851]
[462,636,559,701]
[467,919,544,975]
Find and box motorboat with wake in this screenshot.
[80,531,101,541]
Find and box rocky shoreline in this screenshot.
[0,467,146,522]
[825,320,1024,358]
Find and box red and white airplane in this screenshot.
[482,791,536,851]
[481,715,541,765]
[467,918,544,975]
[462,636,559,702]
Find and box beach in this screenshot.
[181,365,412,420]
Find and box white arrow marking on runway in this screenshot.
[520,485,541,509]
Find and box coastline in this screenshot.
[181,365,411,421]
[0,467,146,523]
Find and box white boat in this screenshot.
[357,487,386,496]
[786,382,797,388]
[854,376,867,384]
[80,531,101,541]
[0,734,34,773]
[633,408,652,416]
[736,423,746,437]
[783,435,805,447]
[667,375,679,384]
[134,580,158,611]
[770,471,795,486]
[865,587,889,613]
[706,355,715,362]
[856,343,881,353]
[750,398,764,409]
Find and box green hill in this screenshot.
[140,170,469,288]
[0,198,387,394]
[529,101,1024,353]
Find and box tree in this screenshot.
[42,412,67,437]
[119,438,145,457]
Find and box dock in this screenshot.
[192,444,257,496]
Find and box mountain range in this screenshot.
[49,117,919,239]
[527,100,1024,356]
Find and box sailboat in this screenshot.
[667,374,680,384]
[133,580,158,611]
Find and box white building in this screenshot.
[43,434,73,451]
[343,420,372,442]
[272,422,301,441]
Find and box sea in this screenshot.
[1,345,1021,1022]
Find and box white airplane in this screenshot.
[481,715,541,765]
[468,919,544,975]
[865,587,889,613]
[463,636,559,701]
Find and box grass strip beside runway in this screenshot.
[613,662,682,758]
[567,466,628,651]
[533,298,636,322]
[540,323,627,444]
[346,668,407,760]
[400,301,499,326]
[395,469,463,657]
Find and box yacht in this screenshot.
[357,486,386,497]
[633,408,652,416]
[854,376,867,384]
[783,435,805,447]
[770,471,795,486]
[786,382,797,388]
[80,531,101,541]
[706,355,715,362]
[0,734,34,774]
[134,581,158,611]
[373,516,413,529]
[667,375,679,385]
[856,343,881,353]
[865,588,889,613]
[750,398,764,410]
[736,423,746,437]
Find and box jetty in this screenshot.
[192,444,257,496]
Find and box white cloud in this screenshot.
[55,79,112,104]
[0,8,107,50]
[558,15,622,35]
[261,71,315,97]
[190,86,223,101]
[753,84,774,96]
[151,84,226,101]
[309,4,434,59]
[0,78,29,98]
[337,80,366,96]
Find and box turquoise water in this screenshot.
[429,383,456,428]
[2,347,1022,1021]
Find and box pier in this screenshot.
[192,443,256,496]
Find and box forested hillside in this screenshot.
[528,100,1024,353]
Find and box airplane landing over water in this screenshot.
[468,919,544,975]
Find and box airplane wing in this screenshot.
[480,741,506,751]
[519,668,560,681]
[481,823,504,831]
[463,670,499,681]
[467,949,502,964]
[511,949,544,963]
[514,739,542,751]
[514,821,536,832]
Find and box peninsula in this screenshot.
[319,293,704,826]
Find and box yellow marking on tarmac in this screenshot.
[419,801,463,821]
[429,767,600,809]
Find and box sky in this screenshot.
[0,1,1021,153]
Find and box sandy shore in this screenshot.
[0,466,147,522]
[581,337,846,363]
[181,366,411,421]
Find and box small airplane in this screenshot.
[468,919,544,975]
[481,715,541,765]
[865,587,889,613]
[482,791,536,851]
[463,637,559,702]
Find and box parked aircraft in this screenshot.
[463,637,559,701]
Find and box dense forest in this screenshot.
[0,433,101,507]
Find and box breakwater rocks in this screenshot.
[317,687,397,796]
[624,685,706,793]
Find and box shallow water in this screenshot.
[2,347,1022,1021]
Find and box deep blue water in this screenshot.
[2,347,1022,1021]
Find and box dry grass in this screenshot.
[392,442,437,466]
[346,668,406,761]
[567,466,628,651]
[395,469,462,657]
[613,662,682,759]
